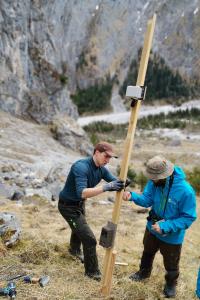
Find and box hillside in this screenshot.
[0,1,200,123]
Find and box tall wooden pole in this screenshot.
[101,14,156,297]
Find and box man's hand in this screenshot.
[103,179,124,192]
[122,191,131,201]
[151,222,162,234]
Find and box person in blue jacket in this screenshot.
[58,141,124,281]
[196,267,200,298]
[123,155,196,298]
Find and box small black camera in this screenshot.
[147,209,162,225]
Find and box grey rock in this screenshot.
[10,191,24,201]
[1,165,15,173]
[0,183,15,199]
[169,139,182,147]
[0,212,21,247]
[107,196,115,203]
[49,115,92,155]
[51,195,57,202]
[24,187,52,201]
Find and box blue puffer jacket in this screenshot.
[130,166,197,244]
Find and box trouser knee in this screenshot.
[82,235,97,249]
[165,270,179,285]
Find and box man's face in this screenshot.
[95,150,112,166]
[153,178,166,187]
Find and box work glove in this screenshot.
[125,178,131,188]
[103,179,124,192]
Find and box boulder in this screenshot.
[49,115,93,156]
[0,212,21,247]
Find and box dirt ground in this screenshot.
[0,193,199,300]
[1,133,200,300]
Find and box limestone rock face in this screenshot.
[0,0,199,121]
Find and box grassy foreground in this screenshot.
[0,192,199,300]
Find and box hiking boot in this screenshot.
[69,248,84,263]
[163,283,176,298]
[85,270,101,281]
[129,269,151,281]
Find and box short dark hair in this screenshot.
[93,141,118,158]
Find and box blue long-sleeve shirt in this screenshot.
[130,166,197,244]
[59,157,116,203]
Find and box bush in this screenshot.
[186,167,200,195]
[136,171,148,191]
[59,74,68,85]
[84,121,114,133]
[116,165,137,187]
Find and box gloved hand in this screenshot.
[125,178,131,188]
[103,179,124,192]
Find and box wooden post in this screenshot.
[101,14,156,297]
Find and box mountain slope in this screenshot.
[0,0,199,121]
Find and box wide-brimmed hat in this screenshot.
[94,141,118,158]
[145,156,174,180]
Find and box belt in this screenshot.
[59,199,84,207]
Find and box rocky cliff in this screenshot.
[0,0,199,122]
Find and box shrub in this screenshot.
[136,171,148,191]
[116,165,137,187]
[59,74,68,85]
[186,167,200,195]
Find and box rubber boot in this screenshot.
[129,268,151,281]
[83,246,101,281]
[163,271,179,298]
[129,251,154,281]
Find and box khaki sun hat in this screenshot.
[145,156,174,180]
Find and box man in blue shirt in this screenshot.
[123,155,196,298]
[58,141,124,281]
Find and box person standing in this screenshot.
[58,141,124,281]
[123,155,196,298]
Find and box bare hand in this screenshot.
[151,222,162,234]
[123,191,131,201]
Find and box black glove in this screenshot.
[103,179,124,192]
[125,178,131,188]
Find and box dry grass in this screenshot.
[1,134,200,299]
[0,193,199,300]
